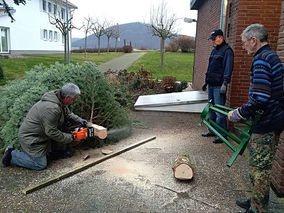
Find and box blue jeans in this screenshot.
[11,149,47,170]
[208,85,227,137]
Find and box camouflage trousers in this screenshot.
[248,132,279,213]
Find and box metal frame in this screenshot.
[201,102,252,167]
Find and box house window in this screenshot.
[0,28,9,53]
[43,29,48,40]
[54,31,58,41]
[228,3,232,18]
[61,8,65,20]
[42,0,47,12]
[48,2,52,13]
[227,23,231,38]
[53,4,57,16]
[49,30,53,41]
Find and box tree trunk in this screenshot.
[115,38,118,52]
[107,37,110,53]
[160,37,165,67]
[64,35,67,63]
[98,37,101,55]
[88,123,107,139]
[172,154,194,180]
[84,33,87,57]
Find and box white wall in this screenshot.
[0,0,74,53]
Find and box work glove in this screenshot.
[227,108,245,122]
[220,82,227,94]
[202,83,207,91]
[79,118,88,127]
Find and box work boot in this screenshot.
[236,198,251,210]
[242,207,253,213]
[2,146,14,167]
[213,138,223,143]
[201,132,215,137]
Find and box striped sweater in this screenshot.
[239,45,284,134]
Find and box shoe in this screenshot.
[242,207,253,213]
[2,146,14,167]
[213,138,223,143]
[236,198,251,210]
[201,132,215,137]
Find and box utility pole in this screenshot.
[65,0,70,64]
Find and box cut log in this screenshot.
[172,153,194,180]
[88,123,107,139]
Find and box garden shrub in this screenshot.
[176,81,188,92]
[71,48,124,53]
[161,76,176,93]
[178,36,195,53]
[0,62,132,151]
[122,45,133,53]
[165,38,179,52]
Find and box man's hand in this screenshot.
[227,109,245,122]
[202,83,207,91]
[220,82,227,94]
[79,119,88,127]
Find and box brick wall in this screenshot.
[229,0,282,108]
[271,0,284,197]
[192,0,222,90]
[192,0,284,196]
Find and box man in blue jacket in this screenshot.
[202,29,234,143]
[228,24,284,213]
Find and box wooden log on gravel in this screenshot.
[172,153,194,180]
[88,123,107,139]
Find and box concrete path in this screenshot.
[98,52,146,72]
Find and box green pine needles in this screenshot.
[0,62,132,151]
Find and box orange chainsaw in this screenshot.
[72,127,94,141]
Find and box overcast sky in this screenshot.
[70,0,197,38]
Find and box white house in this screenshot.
[0,0,77,54]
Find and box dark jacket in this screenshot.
[239,45,284,134]
[205,41,234,86]
[18,90,81,157]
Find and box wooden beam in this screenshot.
[22,136,156,195]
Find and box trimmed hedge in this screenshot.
[0,62,132,151]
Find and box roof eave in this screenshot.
[190,0,205,10]
[62,0,78,9]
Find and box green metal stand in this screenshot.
[201,102,252,167]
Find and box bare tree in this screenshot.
[81,16,93,56]
[92,18,106,55]
[112,23,121,52]
[1,0,26,22]
[104,21,116,53]
[48,1,76,63]
[150,0,177,66]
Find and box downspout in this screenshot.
[220,0,228,31]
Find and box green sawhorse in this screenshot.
[201,102,252,167]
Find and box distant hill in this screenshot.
[72,22,175,50]
[72,38,82,43]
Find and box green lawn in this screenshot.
[0,52,124,84]
[0,51,194,85]
[127,51,194,81]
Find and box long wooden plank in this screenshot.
[22,136,156,194]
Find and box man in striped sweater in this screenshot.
[228,24,284,213]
